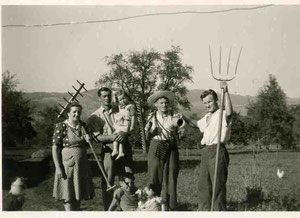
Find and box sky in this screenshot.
[2,5,300,98]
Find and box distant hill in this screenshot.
[184,90,256,118]
[24,89,300,120]
[24,89,100,120]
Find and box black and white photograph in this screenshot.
[1,2,300,215]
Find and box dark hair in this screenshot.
[97,87,112,97]
[66,101,82,113]
[200,89,218,101]
[115,89,129,102]
[119,172,135,182]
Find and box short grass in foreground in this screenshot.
[3,150,300,211]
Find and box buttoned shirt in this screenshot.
[197,109,231,146]
[90,106,118,136]
[146,111,185,141]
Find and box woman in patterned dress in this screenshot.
[52,102,94,211]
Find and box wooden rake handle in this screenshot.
[81,126,116,192]
[211,86,225,211]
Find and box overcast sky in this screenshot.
[2,5,300,98]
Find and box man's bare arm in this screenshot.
[220,81,233,122]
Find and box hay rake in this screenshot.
[57,80,115,191]
[209,46,242,211]
[57,80,88,119]
[135,101,147,154]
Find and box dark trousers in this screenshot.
[147,139,179,210]
[100,140,133,211]
[198,145,229,211]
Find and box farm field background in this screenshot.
[3,148,300,211]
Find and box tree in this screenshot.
[289,105,300,146]
[31,105,62,148]
[245,74,294,148]
[97,49,160,120]
[2,71,36,149]
[228,111,247,145]
[96,46,194,151]
[96,46,193,118]
[157,46,193,110]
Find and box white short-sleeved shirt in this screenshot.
[197,109,231,146]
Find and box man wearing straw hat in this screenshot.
[87,87,133,211]
[197,82,233,211]
[145,90,185,211]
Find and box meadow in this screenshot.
[3,148,300,211]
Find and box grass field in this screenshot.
[3,149,300,211]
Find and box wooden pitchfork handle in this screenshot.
[81,126,116,192]
[211,86,225,211]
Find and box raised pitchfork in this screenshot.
[57,80,116,191]
[209,46,242,211]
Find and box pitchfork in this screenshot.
[57,80,116,191]
[209,46,242,211]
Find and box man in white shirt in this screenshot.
[145,90,185,211]
[197,82,233,211]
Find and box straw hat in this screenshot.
[147,90,175,106]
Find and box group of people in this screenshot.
[51,82,233,211]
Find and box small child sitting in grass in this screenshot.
[136,184,162,211]
[108,172,139,211]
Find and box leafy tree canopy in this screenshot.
[2,71,36,148]
[96,45,193,114]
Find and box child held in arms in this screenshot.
[111,90,135,160]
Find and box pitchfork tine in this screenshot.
[208,45,215,78]
[219,46,222,75]
[226,47,232,76]
[234,47,243,76]
[209,46,218,81]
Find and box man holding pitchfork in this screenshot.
[197,81,233,211]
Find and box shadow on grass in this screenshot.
[227,200,247,211]
[227,191,300,211]
[121,159,201,174]
[176,200,257,211]
[176,202,198,211]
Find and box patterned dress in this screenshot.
[52,121,94,202]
